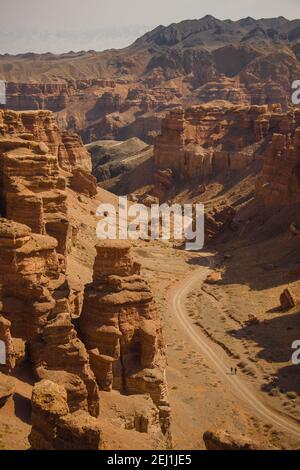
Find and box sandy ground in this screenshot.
[131,238,300,449]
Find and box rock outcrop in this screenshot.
[154,103,269,184]
[0,372,15,407]
[0,218,99,417]
[198,75,250,104]
[6,80,115,114]
[205,205,236,242]
[0,109,94,263]
[62,132,92,173]
[0,109,92,173]
[29,380,104,450]
[70,168,97,197]
[80,240,170,434]
[280,284,300,310]
[0,106,172,449]
[203,430,260,450]
[154,105,300,204]
[0,135,69,262]
[0,315,15,373]
[256,117,300,206]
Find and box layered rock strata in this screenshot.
[70,168,97,197]
[0,136,69,262]
[29,380,104,450]
[0,315,15,373]
[80,240,170,434]
[0,109,92,172]
[256,122,300,206]
[0,218,99,417]
[154,103,272,183]
[0,109,94,264]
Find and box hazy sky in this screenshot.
[1,0,300,54]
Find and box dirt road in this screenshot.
[169,255,300,438]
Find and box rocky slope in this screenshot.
[87,137,153,193]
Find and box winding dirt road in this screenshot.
[169,256,300,438]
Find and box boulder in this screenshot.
[29,380,104,450]
[203,429,260,450]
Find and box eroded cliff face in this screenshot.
[6,80,116,114]
[153,103,272,185]
[153,104,300,193]
[0,218,99,418]
[197,75,250,105]
[29,380,104,450]
[0,110,94,260]
[80,240,171,435]
[0,109,92,172]
[256,110,300,206]
[0,108,171,449]
[0,109,100,440]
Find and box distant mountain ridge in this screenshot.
[133,15,300,49]
[0,15,299,145]
[0,15,300,82]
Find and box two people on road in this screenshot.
[230,367,237,375]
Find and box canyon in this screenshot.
[1,14,300,452]
[0,109,170,450]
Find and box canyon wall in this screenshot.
[0,218,100,417]
[1,16,300,146]
[0,109,92,172]
[256,109,300,206]
[6,80,116,113]
[0,108,171,448]
[153,103,272,184]
[0,109,100,440]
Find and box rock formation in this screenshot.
[0,109,94,264]
[0,109,92,173]
[0,136,69,262]
[29,380,104,450]
[70,168,97,197]
[198,75,250,104]
[280,285,300,310]
[203,430,260,450]
[62,132,92,173]
[154,103,269,184]
[0,106,173,448]
[256,114,300,206]
[0,372,15,407]
[6,80,115,114]
[80,240,170,434]
[0,315,15,373]
[205,206,236,242]
[0,218,99,417]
